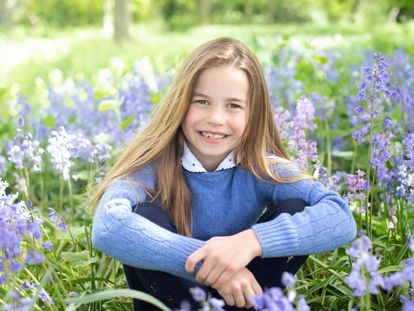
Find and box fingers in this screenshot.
[242,283,256,308]
[220,292,235,307]
[195,259,217,283]
[212,269,233,289]
[185,248,206,273]
[203,265,226,286]
[252,279,263,296]
[233,286,246,308]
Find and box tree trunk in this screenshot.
[350,0,361,22]
[388,6,400,23]
[198,0,210,25]
[113,0,131,43]
[244,0,254,22]
[267,0,277,23]
[0,0,13,28]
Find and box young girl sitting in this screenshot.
[91,37,357,310]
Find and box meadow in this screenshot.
[1,22,414,310]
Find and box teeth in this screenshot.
[201,131,226,139]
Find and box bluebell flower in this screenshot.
[189,287,206,302]
[281,272,296,287]
[207,297,225,311]
[384,116,393,129]
[0,155,6,174]
[7,124,44,172]
[345,234,384,297]
[48,207,68,230]
[42,241,53,251]
[38,287,54,305]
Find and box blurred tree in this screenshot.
[21,0,104,27]
[0,0,14,28]
[114,0,131,43]
[198,0,210,25]
[387,0,414,22]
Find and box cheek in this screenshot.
[234,113,248,137]
[182,107,198,134]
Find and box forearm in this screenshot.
[254,181,357,258]
[92,198,205,281]
[234,229,263,258]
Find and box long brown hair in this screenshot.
[90,37,311,237]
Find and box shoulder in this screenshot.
[265,154,303,179]
[127,161,157,188]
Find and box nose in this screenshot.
[206,106,225,125]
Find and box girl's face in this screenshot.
[182,65,249,172]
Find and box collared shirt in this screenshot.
[181,141,237,173]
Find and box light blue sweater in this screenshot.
[92,160,357,282]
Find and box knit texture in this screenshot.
[92,161,357,282]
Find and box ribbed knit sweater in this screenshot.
[92,158,357,282]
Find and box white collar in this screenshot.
[181,141,237,172]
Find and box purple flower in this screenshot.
[48,207,68,230]
[384,116,393,129]
[345,234,384,297]
[0,155,6,174]
[47,127,74,180]
[346,170,369,208]
[207,297,225,311]
[345,270,366,296]
[42,241,53,251]
[282,272,296,287]
[25,251,44,264]
[293,96,317,131]
[401,296,414,311]
[189,287,206,302]
[382,271,405,291]
[357,54,391,102]
[7,125,44,172]
[354,106,363,113]
[38,288,54,305]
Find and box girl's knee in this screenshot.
[258,199,308,223]
[133,202,177,232]
[274,199,307,215]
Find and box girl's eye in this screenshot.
[227,103,242,109]
[194,99,208,105]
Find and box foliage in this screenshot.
[1,29,414,310]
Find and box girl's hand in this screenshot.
[185,229,262,286]
[214,267,262,308]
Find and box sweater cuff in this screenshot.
[252,213,299,258]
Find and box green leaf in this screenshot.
[56,226,86,241]
[120,116,135,130]
[93,89,112,101]
[151,92,161,104]
[74,170,89,181]
[43,116,56,128]
[331,151,354,158]
[61,250,97,268]
[73,257,97,268]
[98,99,119,111]
[64,289,171,311]
[312,55,328,64]
[61,250,90,263]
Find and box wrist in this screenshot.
[239,229,263,257]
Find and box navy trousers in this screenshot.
[123,199,308,310]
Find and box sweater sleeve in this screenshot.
[252,163,357,258]
[91,173,205,282]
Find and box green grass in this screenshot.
[1,21,414,96]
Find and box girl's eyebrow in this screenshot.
[192,92,246,103]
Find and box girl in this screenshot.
[91,37,357,310]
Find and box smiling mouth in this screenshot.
[200,131,227,139]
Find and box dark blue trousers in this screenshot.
[123,199,308,310]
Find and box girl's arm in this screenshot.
[91,179,205,282]
[252,163,357,258]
